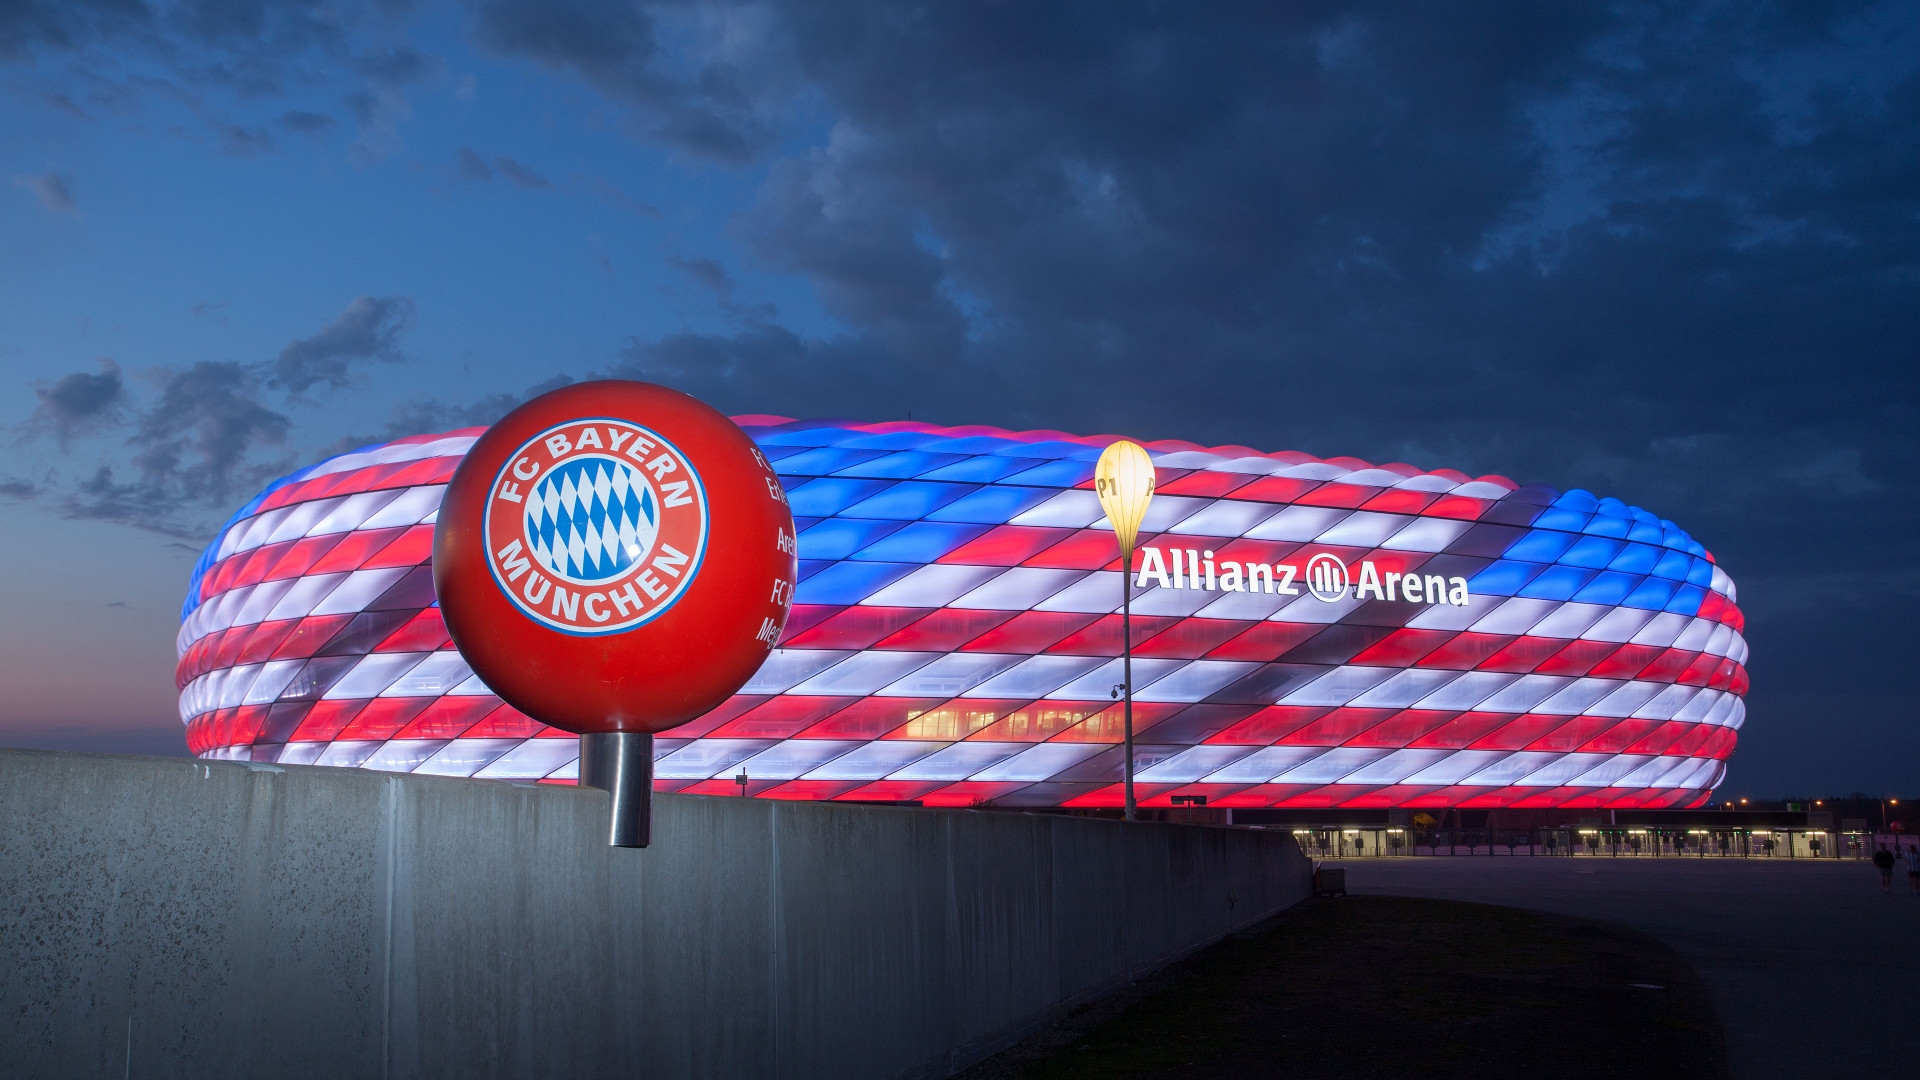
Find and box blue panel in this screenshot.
[834,451,970,479]
[919,456,1043,482]
[925,485,1055,524]
[795,561,919,605]
[1651,550,1693,580]
[996,439,1101,461]
[1626,520,1666,543]
[1531,508,1591,532]
[843,481,976,520]
[795,559,834,582]
[1685,557,1715,586]
[758,444,815,463]
[1553,489,1600,513]
[1622,577,1677,610]
[798,519,907,561]
[835,430,949,451]
[1572,571,1639,606]
[1503,530,1577,563]
[1606,543,1661,574]
[1665,583,1707,615]
[1517,565,1595,601]
[785,478,898,517]
[1001,459,1095,488]
[1581,514,1630,538]
[927,435,1023,455]
[1467,560,1542,596]
[774,447,887,476]
[1595,497,1629,518]
[1558,536,1623,569]
[852,522,991,562]
[753,425,858,447]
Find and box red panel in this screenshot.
[1340,784,1434,808]
[762,780,864,801]
[334,698,433,741]
[880,608,1018,651]
[309,527,407,574]
[657,694,765,738]
[1664,724,1715,757]
[1623,720,1692,756]
[1138,783,1257,808]
[464,703,545,739]
[1468,713,1567,750]
[264,534,346,582]
[1049,614,1179,656]
[270,614,356,659]
[1695,591,1726,621]
[361,523,436,569]
[379,457,460,488]
[1208,706,1330,745]
[1459,786,1525,808]
[1477,636,1566,673]
[209,628,251,672]
[682,777,780,797]
[917,782,1033,807]
[1349,628,1455,667]
[798,698,948,740]
[1359,489,1437,514]
[1278,708,1395,746]
[235,620,299,666]
[776,605,842,642]
[1294,483,1374,509]
[393,696,501,739]
[229,543,288,591]
[288,699,369,742]
[959,611,1094,653]
[1677,652,1719,686]
[1225,476,1322,504]
[1209,538,1304,567]
[970,701,1108,742]
[1346,709,1458,748]
[938,525,1075,566]
[1525,715,1621,752]
[1592,643,1667,679]
[1157,471,1256,498]
[230,705,269,747]
[1136,619,1256,658]
[709,697,851,739]
[1702,727,1739,759]
[1533,639,1622,677]
[1726,665,1749,695]
[1576,717,1663,754]
[1408,712,1518,749]
[377,608,453,652]
[1705,658,1738,690]
[1022,529,1127,570]
[1274,784,1378,808]
[1422,495,1488,520]
[833,780,949,802]
[1204,622,1326,662]
[1415,633,1514,669]
[783,606,933,650]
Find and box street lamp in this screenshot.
[1095,439,1156,822]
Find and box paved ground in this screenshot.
[1325,854,1919,1080]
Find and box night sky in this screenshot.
[2,2,1914,797]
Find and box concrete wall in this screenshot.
[0,749,1311,1080]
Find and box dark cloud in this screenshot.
[31,358,124,444]
[278,109,335,134]
[455,147,550,189]
[271,294,416,393]
[0,478,39,498]
[492,155,549,190]
[666,254,777,321]
[456,145,493,181]
[14,171,76,212]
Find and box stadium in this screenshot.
[175,417,1748,810]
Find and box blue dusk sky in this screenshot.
[1,1,1914,796]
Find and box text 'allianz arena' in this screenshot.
[176,418,1748,810]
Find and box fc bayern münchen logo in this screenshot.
[483,417,708,635]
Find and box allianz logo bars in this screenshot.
[1135,546,1470,606]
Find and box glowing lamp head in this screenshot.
[1094,439,1157,558]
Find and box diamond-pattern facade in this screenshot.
[176,419,1747,809]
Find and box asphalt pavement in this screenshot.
[1325,853,1918,1080]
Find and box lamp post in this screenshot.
[1095,439,1156,822]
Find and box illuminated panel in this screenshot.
[176,419,1748,809]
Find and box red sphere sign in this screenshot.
[435,381,796,735]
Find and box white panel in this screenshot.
[1199,746,1324,783]
[1609,755,1683,788]
[308,489,405,536]
[267,497,346,544]
[1314,512,1407,548]
[1010,490,1104,528]
[1673,617,1717,651]
[313,740,382,769]
[233,578,298,627]
[1476,675,1568,714]
[877,653,1028,698]
[1134,660,1259,702]
[1468,598,1560,636]
[1629,611,1689,648]
[216,664,261,709]
[228,507,286,554]
[1461,751,1561,786]
[413,738,523,778]
[1570,754,1651,787]
[802,741,945,780]
[1164,500,1280,537]
[1391,473,1461,493]
[889,741,1029,781]
[1135,745,1260,783]
[1514,752,1611,787]
[1451,480,1515,498]
[359,485,447,530]
[1405,590,1505,630]
[862,564,1005,608]
[1280,666,1397,707]
[361,739,449,773]
[1033,570,1123,613]
[791,651,940,696]
[1703,693,1740,726]
[737,649,853,694]
[1267,590,1365,625]
[241,659,306,705]
[1729,633,1749,665]
[1380,517,1471,552]
[1587,680,1664,718]
[447,672,500,696]
[1149,451,1228,469]
[1131,584,1227,617]
[546,758,580,781]
[1273,747,1389,784]
[1674,689,1721,722]
[1710,564,1733,595]
[1579,606,1657,643]
[735,740,868,780]
[473,738,580,780]
[1724,698,1746,730]
[1046,657,1188,700]
[950,567,1085,610]
[1346,669,1463,709]
[1245,506,1351,542]
[1404,749,1506,785]
[1702,623,1735,658]
[264,573,348,622]
[1133,495,1214,533]
[308,568,408,616]
[970,743,1106,781]
[1630,684,1697,720]
[1338,748,1456,785]
[275,742,327,766]
[323,652,430,699]
[379,652,475,697]
[1275,462,1347,480]
[963,655,1111,699]
[1528,602,1609,640]
[1534,677,1619,716]
[1193,589,1294,620]
[1410,671,1517,711]
[654,739,775,779]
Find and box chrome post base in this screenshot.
[579,732,653,848]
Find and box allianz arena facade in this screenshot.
[176,418,1749,810]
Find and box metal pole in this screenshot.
[579,731,653,848]
[1122,551,1136,822]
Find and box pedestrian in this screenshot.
[1906,845,1920,895]
[1872,844,1896,894]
